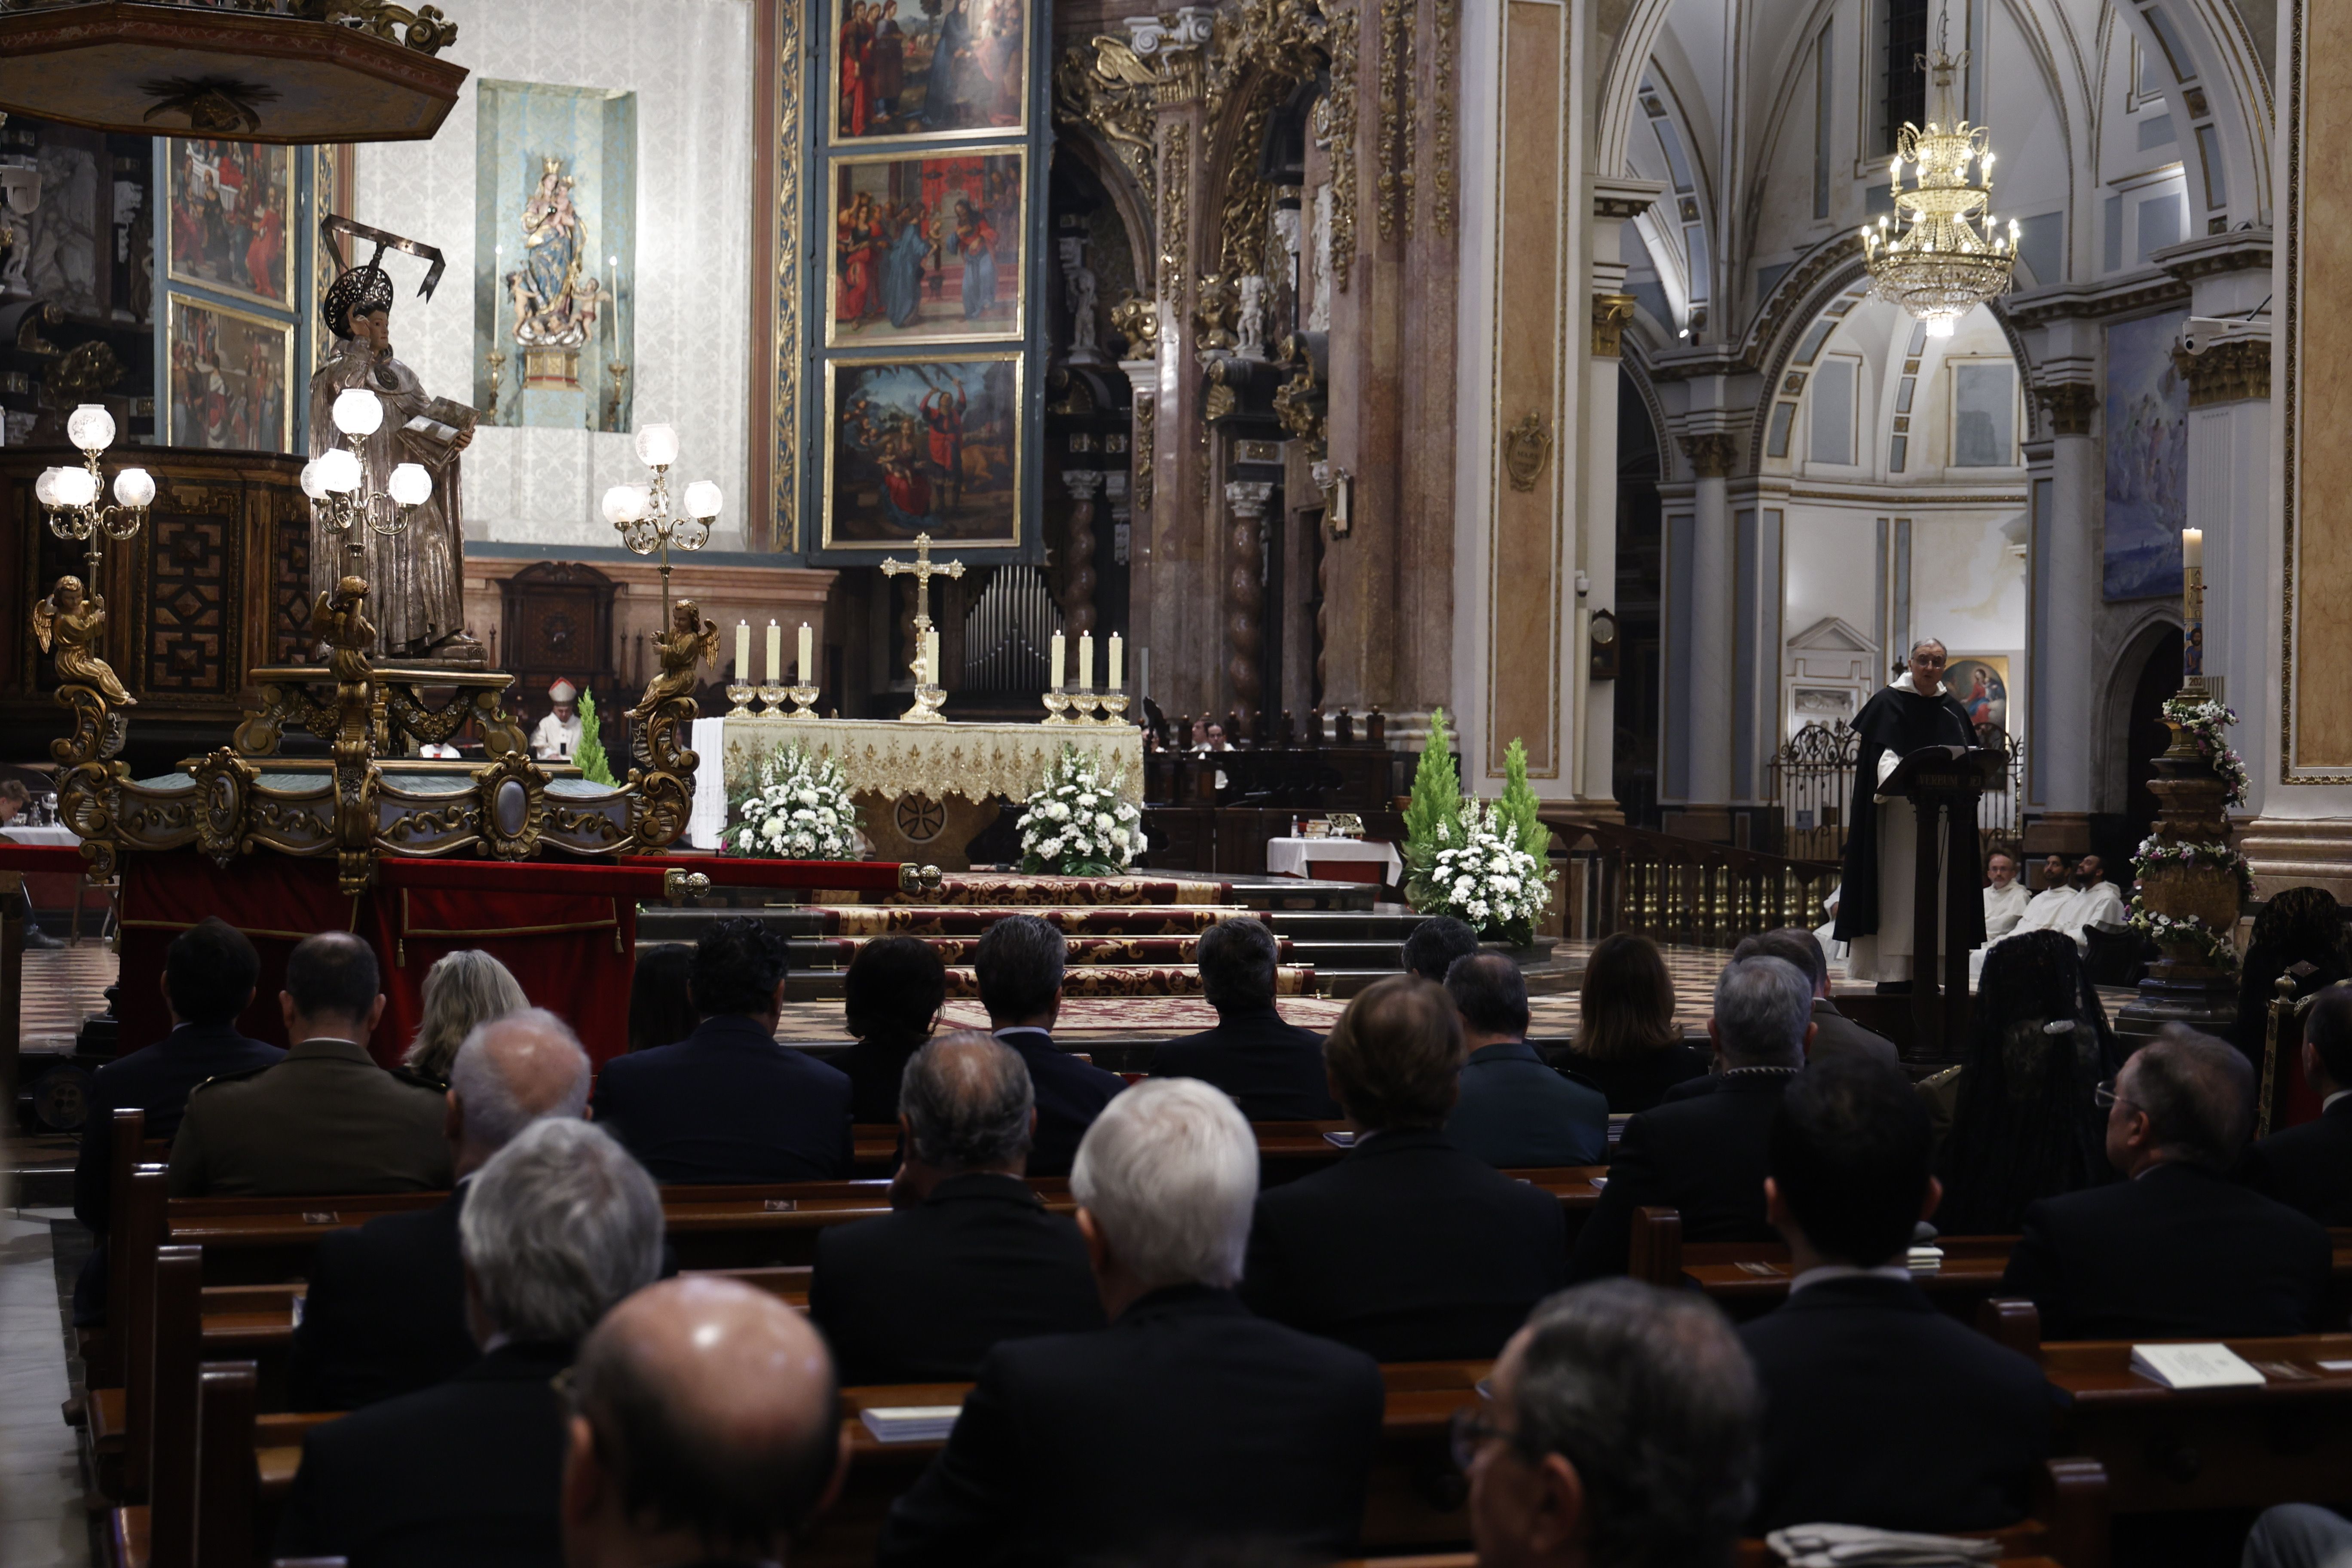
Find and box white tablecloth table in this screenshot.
[1265,836,1404,885]
[0,825,80,846]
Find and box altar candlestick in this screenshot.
[735,620,750,683]
[608,255,623,346]
[797,622,814,684]
[766,620,781,687]
[1077,632,1093,691]
[1050,631,1066,690]
[1108,633,1124,689]
[924,629,940,686]
[2182,529,2205,682]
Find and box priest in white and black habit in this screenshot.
[1833,639,1986,989]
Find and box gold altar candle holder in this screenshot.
[1096,692,1132,727]
[1069,691,1106,726]
[724,682,755,718]
[756,683,786,717]
[782,682,821,719]
[902,682,948,724]
[1042,689,1078,726]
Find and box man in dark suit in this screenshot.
[1444,953,1607,1167]
[276,1118,666,1568]
[1461,1280,1760,1568]
[73,917,281,1323]
[879,1078,1384,1566]
[168,931,449,1196]
[1152,916,1338,1119]
[1403,915,1480,982]
[1242,976,1567,1360]
[1740,1054,2050,1534]
[290,1009,593,1410]
[1570,955,1814,1280]
[834,935,947,1124]
[593,917,854,1183]
[560,1276,847,1568]
[1734,928,1901,1071]
[811,1031,1103,1383]
[2243,981,2352,1225]
[976,914,1126,1178]
[2003,1026,2331,1339]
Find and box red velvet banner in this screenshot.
[117,853,639,1070]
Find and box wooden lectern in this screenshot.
[1880,743,2010,1057]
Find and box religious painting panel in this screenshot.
[164,139,294,308]
[2101,308,2190,602]
[164,296,293,453]
[826,149,1025,345]
[830,0,1029,142]
[1943,655,2009,744]
[823,354,1023,549]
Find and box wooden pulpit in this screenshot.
[1881,743,2010,1056]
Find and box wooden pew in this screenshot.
[77,1107,146,1390]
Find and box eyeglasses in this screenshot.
[2093,1079,2137,1112]
[1450,1404,1542,1472]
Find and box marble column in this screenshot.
[1675,429,1740,831]
[2022,381,2100,856]
[1224,480,1275,721]
[1059,468,1102,637]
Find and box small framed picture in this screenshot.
[827,148,1025,346]
[164,138,295,309]
[164,294,294,453]
[823,353,1023,550]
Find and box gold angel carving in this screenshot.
[308,576,378,683]
[33,576,134,706]
[633,599,720,721]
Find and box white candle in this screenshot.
[1050,631,1066,691]
[798,622,814,684]
[608,255,623,348]
[735,620,749,683]
[1077,632,1094,691]
[766,620,781,686]
[924,629,940,687]
[2183,527,2203,572]
[1108,633,1124,689]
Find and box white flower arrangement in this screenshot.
[1418,797,1550,944]
[2160,697,2250,806]
[1017,746,1142,876]
[727,742,863,860]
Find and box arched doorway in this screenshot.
[2100,625,2184,872]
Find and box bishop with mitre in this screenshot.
[1833,638,1987,986]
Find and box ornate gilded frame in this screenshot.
[819,350,1026,551]
[822,145,1030,348]
[826,0,1034,146]
[162,138,298,310]
[162,293,297,453]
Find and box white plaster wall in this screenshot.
[1911,510,2028,662]
[353,0,754,551]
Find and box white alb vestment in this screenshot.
[531,710,582,761]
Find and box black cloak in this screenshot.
[1831,681,1983,944]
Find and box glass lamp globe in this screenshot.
[633,423,680,469]
[388,463,433,508]
[332,388,385,437]
[53,466,98,508]
[112,467,156,509]
[66,404,116,453]
[315,447,363,495]
[683,480,723,520]
[33,467,64,508]
[601,484,646,526]
[299,460,327,500]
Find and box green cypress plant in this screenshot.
[573,687,618,786]
[1401,706,1463,904]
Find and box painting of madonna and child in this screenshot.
[833,0,1028,140]
[825,356,1022,550]
[830,152,1023,345]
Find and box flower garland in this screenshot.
[727,742,863,860]
[2131,835,2255,900]
[1017,746,1143,876]
[2161,697,2250,807]
[1415,797,1551,946]
[2125,904,2238,967]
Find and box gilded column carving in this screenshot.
[1678,431,1739,479]
[1158,123,1190,309]
[1430,0,1455,236]
[1376,0,1415,237]
[2037,381,2099,437]
[1225,480,1276,718]
[1591,293,1637,358]
[1325,2,1359,291]
[1060,469,1102,636]
[2172,336,2272,407]
[1130,387,1158,509]
[1055,40,1162,208]
[769,0,804,544]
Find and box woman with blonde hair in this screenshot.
[401,949,529,1087]
[1559,932,1710,1113]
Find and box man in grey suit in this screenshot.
[1734,928,1899,1069]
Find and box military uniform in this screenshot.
[168,1038,453,1197]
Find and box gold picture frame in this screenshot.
[164,294,296,453]
[163,138,297,310]
[828,0,1031,144]
[822,352,1023,551]
[825,146,1026,347]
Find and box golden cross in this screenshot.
[878,531,966,634]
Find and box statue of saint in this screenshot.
[506,157,600,348]
[309,235,480,662]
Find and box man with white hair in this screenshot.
[290,1007,592,1409]
[533,677,582,760]
[878,1078,1386,1566]
[277,1117,665,1566]
[1569,956,1813,1280]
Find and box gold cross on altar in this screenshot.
[878,532,966,633]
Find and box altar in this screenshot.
[719,717,1144,869]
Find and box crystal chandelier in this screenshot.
[1861,3,2017,337]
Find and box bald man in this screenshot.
[291,1008,593,1410]
[560,1276,847,1568]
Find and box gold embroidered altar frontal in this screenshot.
[718,718,1144,806]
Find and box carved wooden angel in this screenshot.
[309,575,377,685]
[632,599,720,721]
[34,576,134,706]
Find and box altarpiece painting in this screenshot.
[829,150,1023,344]
[824,354,1022,548]
[165,295,292,452]
[165,138,292,307]
[832,0,1029,141]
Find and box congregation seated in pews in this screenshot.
[70,891,2352,1568]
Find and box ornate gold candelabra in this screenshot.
[756,682,787,717]
[302,387,435,576]
[782,681,821,718]
[1042,689,1078,726]
[879,533,965,724]
[32,404,153,878]
[484,349,507,426]
[605,423,723,627]
[726,680,756,717]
